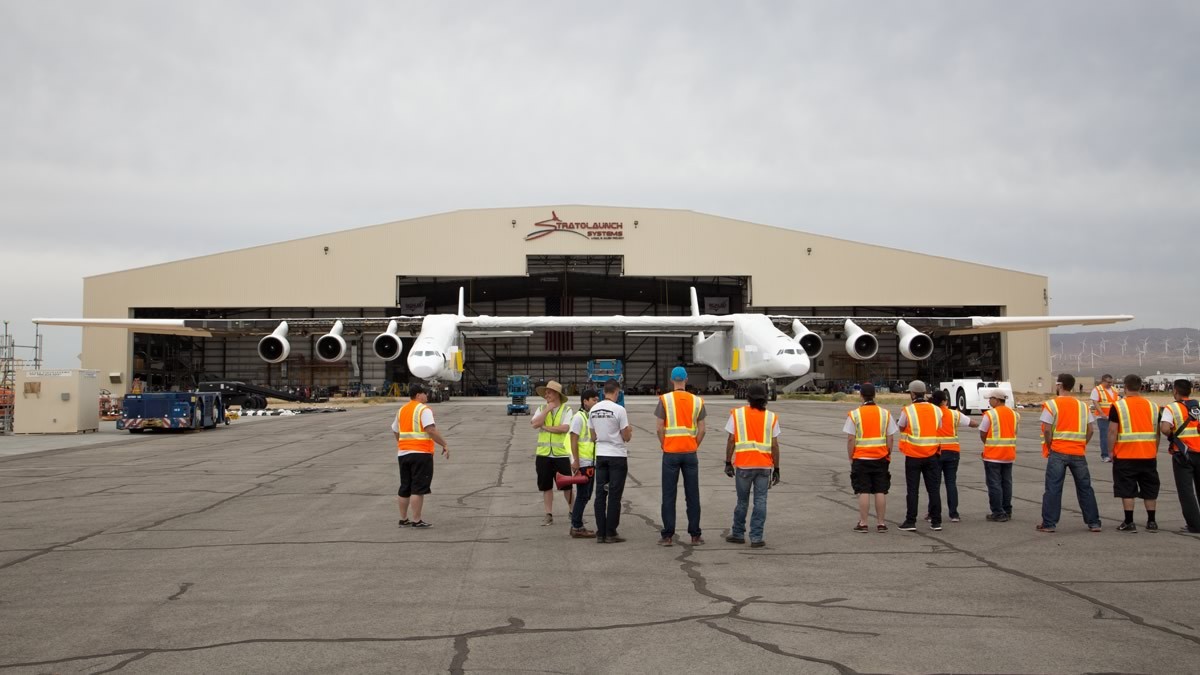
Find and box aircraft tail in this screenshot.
[458,287,465,317]
[690,287,704,343]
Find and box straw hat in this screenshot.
[536,380,566,399]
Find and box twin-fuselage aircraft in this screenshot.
[35,288,1132,383]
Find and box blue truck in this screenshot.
[119,392,227,433]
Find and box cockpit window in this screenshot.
[776,348,797,355]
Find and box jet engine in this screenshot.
[372,320,404,361]
[896,319,935,361]
[315,320,347,362]
[257,322,291,363]
[791,320,824,358]
[843,319,879,360]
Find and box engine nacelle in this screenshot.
[843,319,879,360]
[257,322,291,363]
[791,320,824,358]
[897,319,934,360]
[316,320,347,362]
[372,320,404,361]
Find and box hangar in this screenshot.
[78,206,1053,397]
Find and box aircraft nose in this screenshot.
[409,356,440,379]
[787,354,811,377]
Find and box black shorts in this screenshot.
[536,455,573,491]
[1113,458,1159,499]
[851,459,891,495]
[397,453,434,497]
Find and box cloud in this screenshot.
[1,1,1197,366]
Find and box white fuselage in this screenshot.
[695,314,811,380]
[408,315,463,381]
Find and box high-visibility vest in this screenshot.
[731,406,777,468]
[536,404,571,457]
[937,404,962,452]
[1042,396,1089,456]
[661,390,703,453]
[573,410,596,462]
[982,406,1019,463]
[1093,385,1120,418]
[396,401,434,454]
[849,404,891,460]
[1165,400,1200,452]
[1111,396,1159,460]
[899,402,942,458]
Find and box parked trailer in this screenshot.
[119,392,227,433]
[198,381,316,410]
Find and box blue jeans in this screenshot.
[570,468,595,530]
[939,451,961,518]
[1041,451,1102,528]
[732,468,771,543]
[594,457,628,537]
[984,461,1013,516]
[1096,418,1110,460]
[661,452,701,538]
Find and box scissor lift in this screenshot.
[506,375,531,415]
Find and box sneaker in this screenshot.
[876,524,889,533]
[1036,524,1055,533]
[949,515,961,523]
[398,518,411,528]
[1117,522,1137,533]
[657,535,674,546]
[750,541,766,548]
[1146,521,1158,532]
[899,521,917,531]
[410,520,432,529]
[607,535,626,543]
[854,522,869,533]
[930,523,943,531]
[569,527,595,539]
[725,535,746,544]
[985,514,1003,522]
[541,513,553,526]
[1088,524,1103,533]
[997,514,1010,522]
[1101,457,1113,463]
[1181,526,1200,534]
[596,536,608,544]
[691,536,705,545]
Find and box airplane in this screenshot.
[35,288,1133,383]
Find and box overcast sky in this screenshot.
[2,1,1198,367]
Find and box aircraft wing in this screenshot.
[765,314,1133,335]
[460,316,735,333]
[32,316,424,337]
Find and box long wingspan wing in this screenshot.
[764,314,1133,335]
[33,317,423,337]
[460,315,734,333]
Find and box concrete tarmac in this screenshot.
[1,397,1199,674]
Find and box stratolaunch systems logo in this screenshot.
[523,211,625,241]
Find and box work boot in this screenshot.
[570,527,595,538]
[657,535,674,546]
[691,535,705,545]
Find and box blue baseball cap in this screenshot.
[670,366,688,381]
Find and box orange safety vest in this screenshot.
[731,406,777,468]
[1165,399,1200,452]
[849,404,891,460]
[1111,396,1159,460]
[899,401,942,458]
[661,390,703,453]
[395,400,435,454]
[1041,396,1088,457]
[937,404,962,452]
[982,405,1019,463]
[1093,384,1119,418]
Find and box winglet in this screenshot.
[690,287,700,318]
[458,287,465,317]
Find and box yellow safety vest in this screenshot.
[573,410,595,462]
[536,404,571,457]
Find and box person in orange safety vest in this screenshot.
[930,389,979,523]
[1160,379,1200,533]
[845,383,897,533]
[1037,373,1102,533]
[1108,374,1161,532]
[723,383,780,548]
[1091,373,1120,463]
[979,389,1019,522]
[896,380,944,532]
[655,367,707,546]
[391,384,451,529]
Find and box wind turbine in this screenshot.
[1137,343,1148,367]
[1098,338,1110,355]
[1183,335,1194,356]
[1089,348,1100,369]
[1163,338,1172,354]
[1119,337,1129,356]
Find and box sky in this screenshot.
[2,1,1198,368]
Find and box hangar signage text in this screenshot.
[524,211,624,241]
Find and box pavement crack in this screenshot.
[167,582,193,601]
[700,618,863,674]
[0,529,108,572]
[59,538,510,552]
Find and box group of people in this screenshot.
[848,372,1200,535]
[389,368,1200,542]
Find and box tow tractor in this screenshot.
[506,375,531,415]
[119,391,227,433]
[939,379,1014,414]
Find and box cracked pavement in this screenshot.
[1,397,1198,673]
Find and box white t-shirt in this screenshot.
[724,410,782,437]
[841,409,899,436]
[977,409,1015,434]
[1162,407,1176,425]
[589,400,630,458]
[392,405,436,457]
[568,411,594,467]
